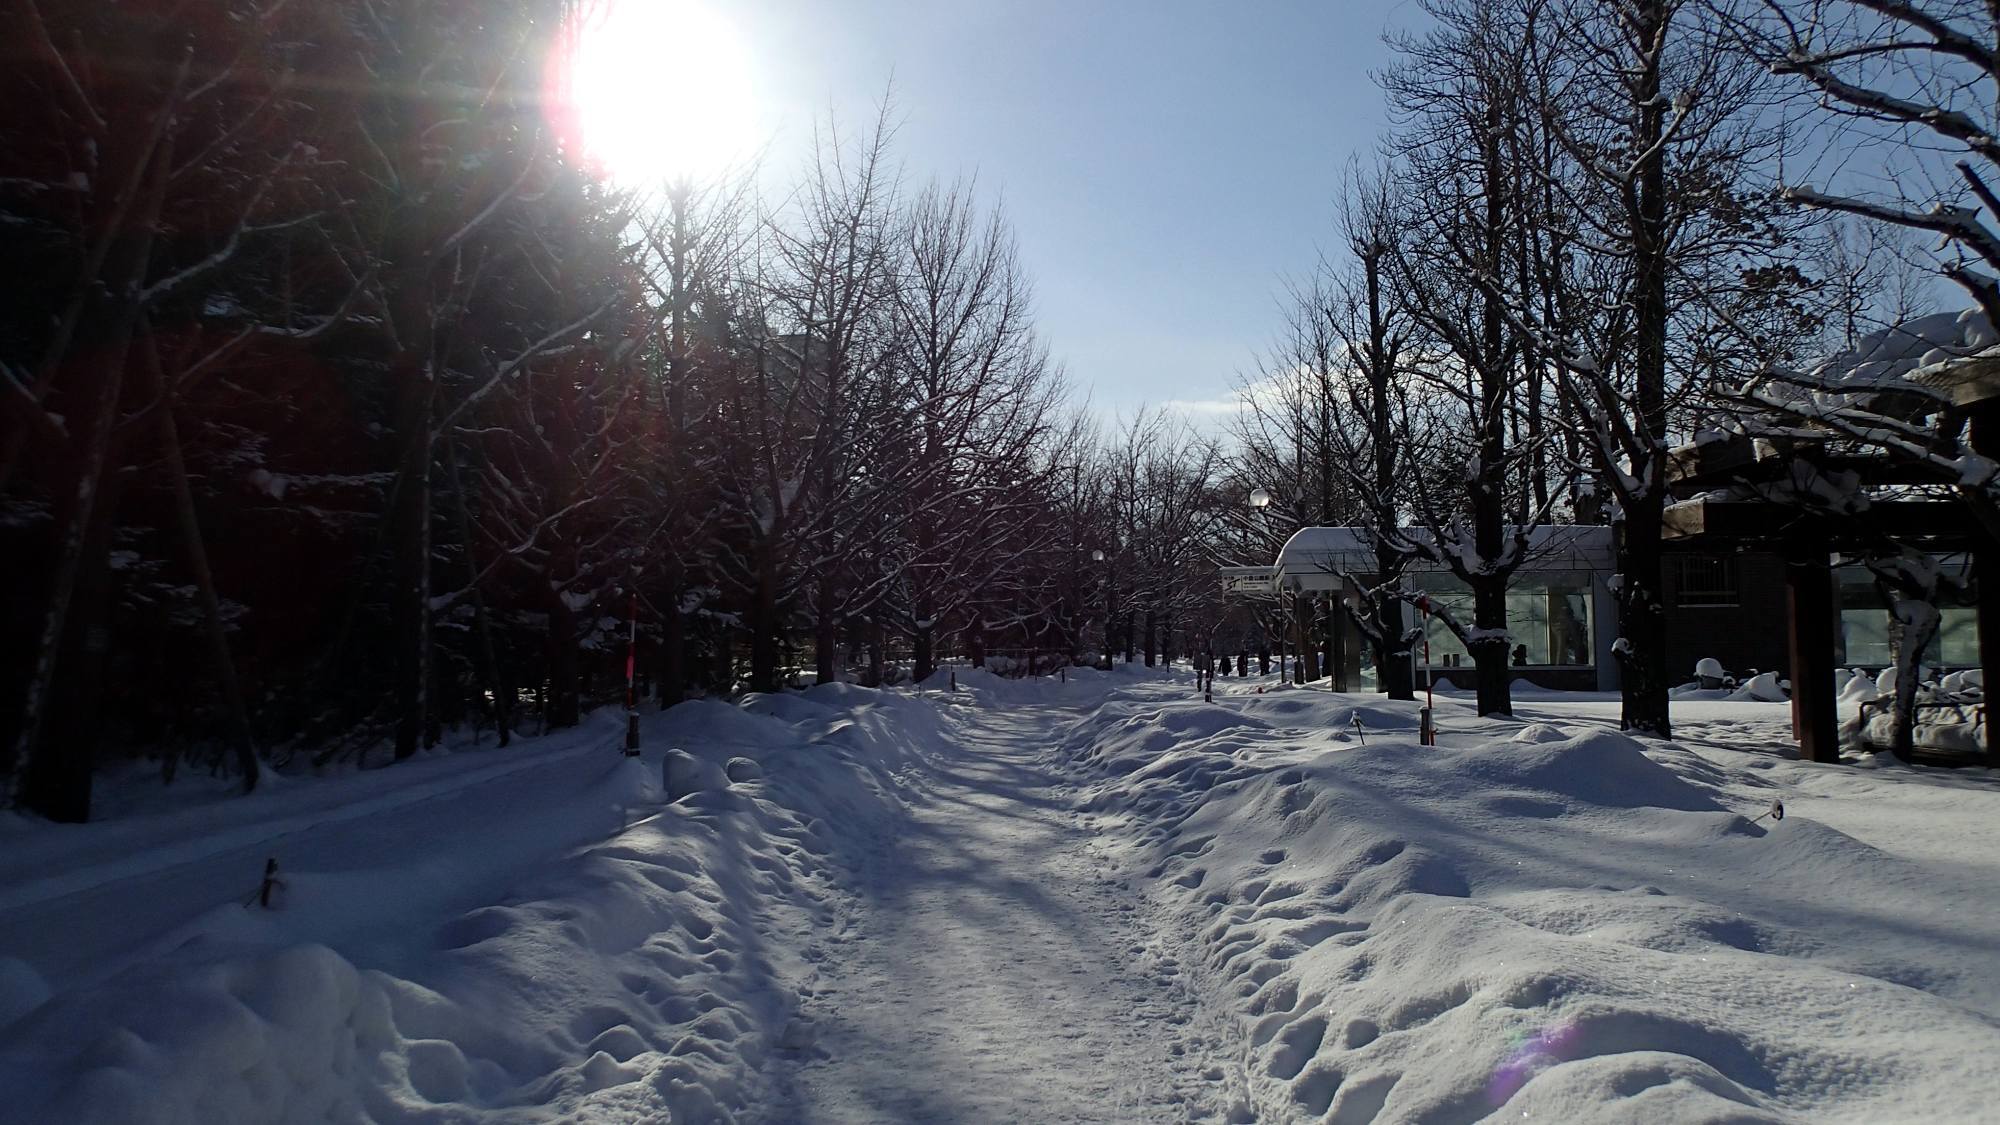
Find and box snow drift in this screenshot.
[0,687,941,1123]
[1067,683,2000,1122]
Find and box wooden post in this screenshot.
[1977,542,1998,766]
[1326,597,1347,692]
[1971,402,1999,764]
[1784,543,1840,764]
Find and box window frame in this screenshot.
[1673,554,1740,609]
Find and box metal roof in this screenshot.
[1221,525,1615,594]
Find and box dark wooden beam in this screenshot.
[1971,401,1999,766]
[1666,432,1763,486]
[1664,499,1978,548]
[1785,545,1841,765]
[1909,353,2000,408]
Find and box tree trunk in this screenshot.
[388,370,434,760]
[1144,610,1158,667]
[445,442,509,746]
[544,587,581,729]
[1615,517,1672,735]
[660,594,685,709]
[749,545,780,692]
[1469,93,1513,722]
[1618,0,1673,739]
[867,618,885,687]
[24,469,127,822]
[1471,577,1512,717]
[7,133,165,811]
[1886,596,1940,762]
[815,575,838,685]
[913,624,935,685]
[1375,597,1415,700]
[713,628,735,695]
[495,649,516,748]
[161,395,259,788]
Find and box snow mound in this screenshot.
[738,691,836,724]
[1511,722,1573,744]
[663,697,795,746]
[799,680,878,707]
[1450,730,1723,812]
[1838,668,1878,703]
[663,748,729,799]
[1728,672,1788,702]
[0,682,941,1122]
[1069,685,2000,1122]
[0,958,49,1029]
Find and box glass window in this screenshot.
[1836,555,1980,668]
[1939,607,1979,666]
[1411,572,1594,668]
[1673,555,1739,607]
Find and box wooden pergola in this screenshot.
[1664,370,1998,764]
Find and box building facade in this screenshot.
[1232,526,1979,694]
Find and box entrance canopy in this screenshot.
[1267,525,1614,591]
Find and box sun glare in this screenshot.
[557,0,759,185]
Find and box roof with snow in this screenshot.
[1808,308,1997,392]
[1261,525,1614,592]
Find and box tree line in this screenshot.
[1226,0,1997,753]
[0,0,1230,821]
[5,0,1996,821]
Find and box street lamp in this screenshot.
[1092,548,1111,669]
[1247,488,1282,683]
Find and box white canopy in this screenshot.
[1266,525,1615,592]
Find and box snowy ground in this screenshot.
[765,692,1232,1121]
[3,668,1998,1122]
[1069,676,2000,1122]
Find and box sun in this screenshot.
[554,0,760,186]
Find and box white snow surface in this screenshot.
[3,668,1999,1122]
[1067,679,2000,1123]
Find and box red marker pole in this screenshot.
[624,594,641,756]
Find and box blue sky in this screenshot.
[730,0,1426,423]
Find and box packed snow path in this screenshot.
[771,695,1237,1122]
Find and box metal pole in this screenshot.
[1276,585,1287,684]
[1104,565,1114,669]
[1419,596,1435,747]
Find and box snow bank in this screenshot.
[0,685,946,1122]
[1068,686,2000,1122]
[1727,671,1789,702]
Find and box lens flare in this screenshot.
[1487,1019,1584,1105]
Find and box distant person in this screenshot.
[1513,644,1528,666]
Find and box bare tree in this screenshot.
[0,0,341,815]
[884,179,1061,680]
[1379,0,1562,717]
[1733,0,2000,541]
[1499,0,1793,735]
